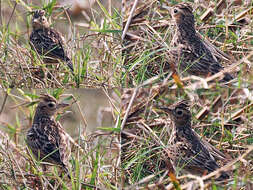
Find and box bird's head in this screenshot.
[170,3,194,27]
[35,94,69,117]
[31,10,50,29]
[160,100,192,127]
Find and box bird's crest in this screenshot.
[33,10,46,18]
[39,94,57,103]
[174,3,193,14]
[170,100,190,110]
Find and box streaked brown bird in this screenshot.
[26,94,71,176]
[169,3,233,81]
[160,100,229,180]
[30,10,74,72]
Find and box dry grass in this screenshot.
[121,0,253,189]
[122,0,253,87]
[121,82,253,189]
[0,0,253,189]
[0,0,122,88]
[0,89,121,189]
[0,1,122,189]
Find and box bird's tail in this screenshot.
[222,72,233,82]
[62,165,71,179]
[216,171,230,181]
[210,64,233,82]
[65,57,74,73]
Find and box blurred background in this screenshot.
[0,89,121,189]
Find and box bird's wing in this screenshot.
[56,121,71,167]
[30,28,67,61]
[196,31,231,62]
[176,130,220,173]
[192,130,228,161]
[178,42,224,75]
[28,120,65,166]
[27,127,42,156]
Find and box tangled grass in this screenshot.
[0,0,122,88]
[121,0,253,189]
[0,88,121,189]
[121,82,253,189]
[0,0,253,189]
[122,0,252,87]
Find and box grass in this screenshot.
[121,5,252,187]
[122,0,253,87]
[0,0,122,88]
[0,0,253,189]
[121,85,253,189]
[0,88,120,189]
[120,1,253,185]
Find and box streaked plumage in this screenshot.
[26,94,70,175]
[30,10,73,72]
[161,100,229,180]
[169,3,233,81]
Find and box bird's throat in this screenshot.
[33,111,54,123]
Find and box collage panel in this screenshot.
[122,0,252,87]
[0,88,120,189]
[120,0,253,189]
[0,0,252,189]
[121,86,253,189]
[0,0,121,88]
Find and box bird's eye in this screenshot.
[174,9,178,14]
[175,108,183,116]
[48,102,56,108]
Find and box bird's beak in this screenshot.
[57,102,69,109]
[159,107,173,114]
[164,6,172,12]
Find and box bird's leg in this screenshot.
[42,164,47,173]
[60,166,71,179]
[202,169,208,176]
[207,72,212,78]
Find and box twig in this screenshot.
[6,2,17,29]
[102,86,120,116]
[61,93,88,135]
[122,0,139,40]
[201,145,253,181]
[120,87,139,130]
[0,90,8,115]
[205,51,253,82]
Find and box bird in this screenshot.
[30,10,74,72]
[168,3,233,81]
[160,100,229,180]
[26,94,71,177]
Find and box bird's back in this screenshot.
[170,125,221,174]
[30,28,67,61]
[27,116,69,167]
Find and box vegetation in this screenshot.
[122,0,252,87]
[121,0,253,189]
[0,0,252,189]
[0,88,120,189]
[0,0,122,88]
